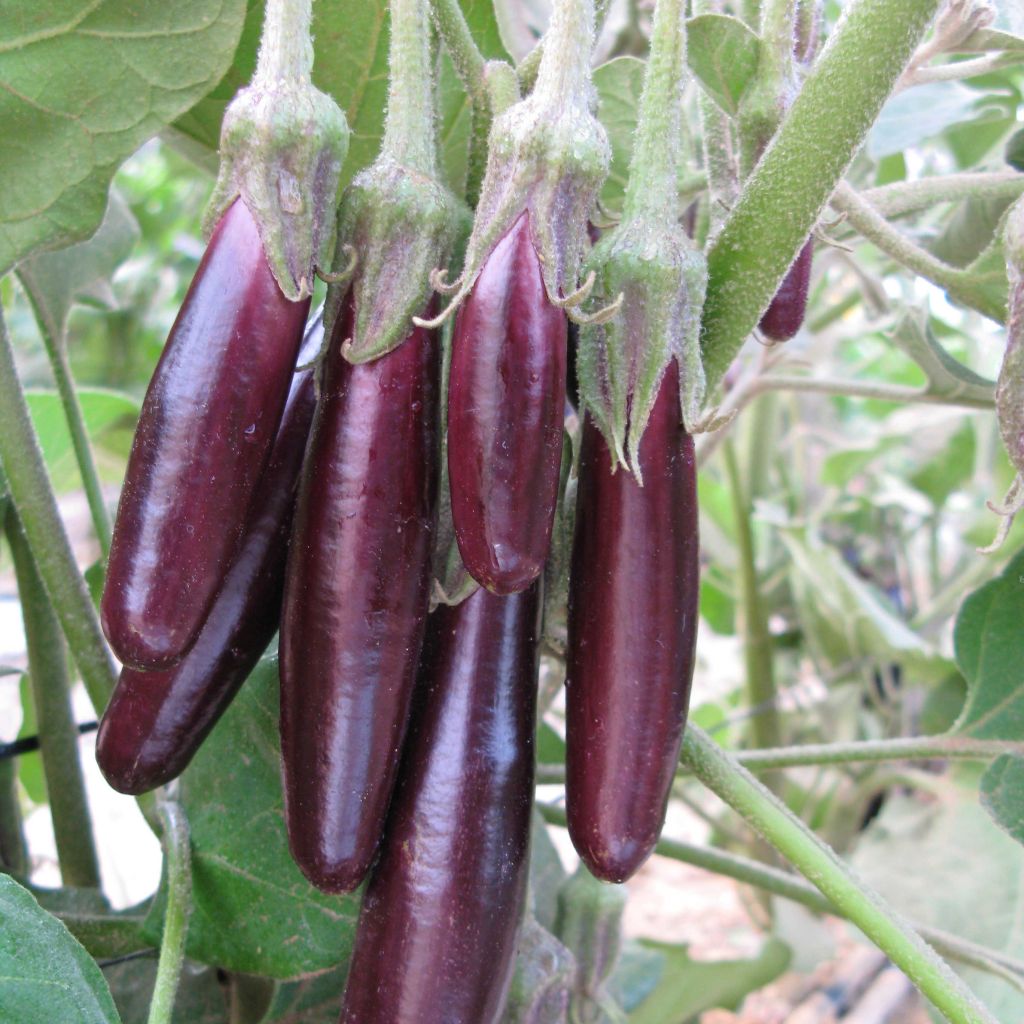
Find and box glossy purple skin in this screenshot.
[759,238,814,342]
[102,200,310,670]
[280,299,439,894]
[565,363,700,883]
[95,317,323,796]
[339,583,540,1024]
[448,210,567,595]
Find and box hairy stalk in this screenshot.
[863,171,1024,219]
[515,0,612,93]
[751,372,994,409]
[383,0,437,174]
[4,507,100,889]
[680,725,998,1023]
[429,0,487,100]
[252,0,313,86]
[0,757,27,876]
[0,309,117,715]
[701,0,944,392]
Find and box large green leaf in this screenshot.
[0,0,247,273]
[142,656,360,979]
[0,874,121,1024]
[954,548,1024,740]
[594,57,646,215]
[981,754,1024,846]
[685,14,760,116]
[890,313,995,405]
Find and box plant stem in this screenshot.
[516,0,612,93]
[429,0,487,100]
[901,52,1022,88]
[680,725,999,1023]
[701,0,943,393]
[4,506,100,889]
[19,287,112,556]
[751,372,994,409]
[0,308,116,716]
[0,757,27,877]
[863,172,1024,219]
[537,801,1024,991]
[532,0,598,107]
[383,0,437,174]
[147,802,192,1024]
[831,181,1006,324]
[253,0,313,87]
[722,440,782,753]
[621,0,687,224]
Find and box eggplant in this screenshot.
[339,582,540,1024]
[447,211,567,595]
[565,362,700,883]
[279,298,439,894]
[94,314,324,796]
[759,238,814,342]
[102,199,310,670]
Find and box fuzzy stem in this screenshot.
[862,171,1024,219]
[429,0,487,100]
[0,757,27,876]
[532,0,597,107]
[752,372,994,408]
[147,802,192,1024]
[516,0,611,94]
[19,288,112,557]
[901,52,1021,87]
[701,0,944,393]
[0,310,116,716]
[831,181,1007,323]
[536,801,1024,989]
[621,0,687,224]
[680,725,999,1024]
[4,507,100,889]
[383,0,438,174]
[253,0,313,86]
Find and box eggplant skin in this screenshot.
[759,238,813,342]
[448,210,567,596]
[566,362,700,884]
[339,582,540,1024]
[279,299,439,894]
[94,316,323,796]
[101,199,310,671]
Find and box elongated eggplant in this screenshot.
[339,582,540,1024]
[447,211,567,595]
[102,199,310,670]
[280,298,439,894]
[759,238,813,342]
[566,362,699,883]
[94,315,323,796]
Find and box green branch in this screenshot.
[862,171,1024,219]
[701,0,944,392]
[429,0,486,100]
[4,506,100,889]
[751,371,995,409]
[0,308,116,715]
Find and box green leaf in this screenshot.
[981,754,1024,846]
[614,937,790,1022]
[257,967,348,1023]
[890,312,995,404]
[105,958,227,1024]
[954,547,1024,741]
[0,0,247,273]
[141,656,360,979]
[17,191,140,338]
[530,810,568,934]
[537,720,566,764]
[685,14,761,117]
[909,419,976,507]
[958,27,1024,53]
[16,673,45,805]
[868,82,984,159]
[594,57,647,215]
[0,874,121,1024]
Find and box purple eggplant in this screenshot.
[565,362,700,883]
[339,582,540,1024]
[279,297,439,894]
[102,199,310,670]
[447,211,567,595]
[759,239,814,343]
[94,315,323,796]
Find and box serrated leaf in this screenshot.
[685,14,761,116]
[891,313,995,404]
[594,57,647,215]
[0,874,121,1024]
[981,754,1024,846]
[141,656,360,979]
[954,548,1024,740]
[0,0,247,273]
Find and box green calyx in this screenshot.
[204,0,349,302]
[503,915,575,1024]
[333,157,460,363]
[577,218,707,477]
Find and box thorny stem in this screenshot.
[147,802,192,1024]
[252,0,313,87]
[700,0,944,394]
[862,171,1024,219]
[537,801,1024,992]
[4,506,100,889]
[0,308,116,716]
[831,181,1007,324]
[383,0,438,175]
[680,725,998,1024]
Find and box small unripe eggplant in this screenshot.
[279,296,439,894]
[759,238,814,342]
[339,582,541,1024]
[448,211,567,595]
[566,362,700,883]
[102,199,310,670]
[94,314,323,796]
